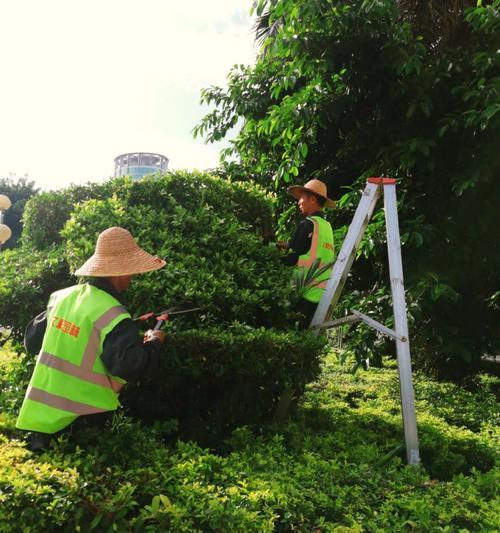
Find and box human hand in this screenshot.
[143,329,166,344]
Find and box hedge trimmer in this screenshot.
[134,307,202,330]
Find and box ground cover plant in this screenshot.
[0,344,498,532]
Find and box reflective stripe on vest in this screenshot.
[16,284,130,433]
[36,349,123,393]
[27,386,109,415]
[295,216,335,303]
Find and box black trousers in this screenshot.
[296,298,319,329]
[28,411,113,451]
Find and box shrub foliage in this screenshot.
[195,0,500,375]
[0,347,498,532]
[123,325,325,446]
[0,175,38,249]
[1,172,325,441]
[0,246,70,340]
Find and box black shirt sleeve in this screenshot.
[24,311,48,355]
[281,218,314,266]
[100,318,164,383]
[24,310,164,383]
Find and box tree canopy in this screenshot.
[195,0,500,375]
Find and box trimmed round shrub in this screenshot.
[123,325,325,445]
[21,181,113,249]
[62,192,296,329]
[21,171,275,250]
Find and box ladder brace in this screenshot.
[315,309,407,343]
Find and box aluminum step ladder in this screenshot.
[310,177,420,465]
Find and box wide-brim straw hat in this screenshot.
[74,227,166,277]
[287,179,336,209]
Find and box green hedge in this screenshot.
[0,246,71,340]
[21,172,275,250]
[2,172,324,442]
[21,181,113,249]
[122,326,326,445]
[61,178,297,330]
[57,175,319,438]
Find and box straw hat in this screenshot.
[74,227,166,277]
[287,179,335,209]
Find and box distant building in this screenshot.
[114,152,169,180]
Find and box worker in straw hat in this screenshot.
[17,227,167,451]
[277,179,336,327]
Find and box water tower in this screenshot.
[114,152,169,180]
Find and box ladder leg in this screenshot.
[310,182,382,330]
[383,183,420,465]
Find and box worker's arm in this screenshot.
[100,318,165,383]
[280,219,314,266]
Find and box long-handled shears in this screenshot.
[134,307,202,330]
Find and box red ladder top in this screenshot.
[367,177,396,184]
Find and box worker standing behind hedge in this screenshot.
[16,227,167,451]
[277,179,336,328]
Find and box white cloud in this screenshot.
[0,0,256,190]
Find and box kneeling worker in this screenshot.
[278,179,336,327]
[16,227,167,449]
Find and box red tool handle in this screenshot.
[137,311,155,321]
[153,313,169,330]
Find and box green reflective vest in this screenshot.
[295,215,335,303]
[16,284,130,434]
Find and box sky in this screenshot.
[0,0,256,190]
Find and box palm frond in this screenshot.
[293,258,336,299]
[253,1,282,49]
